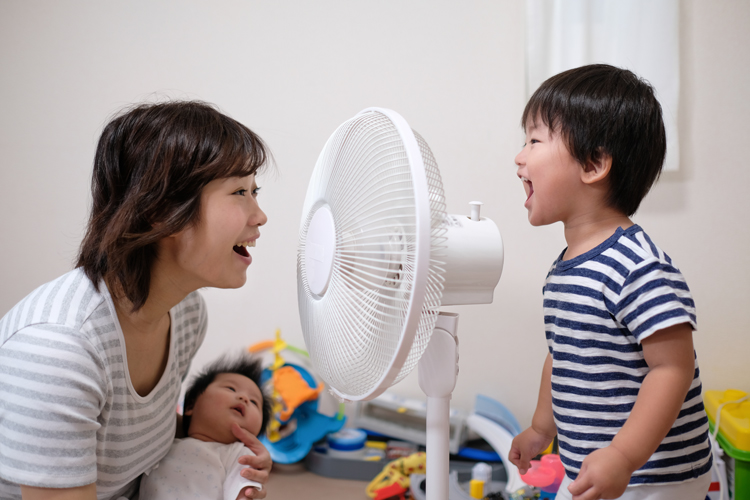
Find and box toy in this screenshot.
[249,330,345,464]
[519,454,564,498]
[366,451,426,498]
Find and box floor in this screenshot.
[267,463,372,499]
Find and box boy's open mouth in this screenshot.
[521,177,534,201]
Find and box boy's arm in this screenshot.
[569,323,696,500]
[509,352,557,474]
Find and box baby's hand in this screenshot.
[235,487,253,500]
[568,446,634,500]
[509,427,555,475]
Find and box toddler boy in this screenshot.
[508,64,712,500]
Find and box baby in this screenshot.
[140,355,272,500]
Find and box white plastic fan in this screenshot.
[298,108,504,500]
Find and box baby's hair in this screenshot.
[76,100,270,311]
[182,354,273,437]
[522,64,666,216]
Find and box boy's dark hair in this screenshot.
[76,100,269,311]
[522,64,666,216]
[182,354,273,437]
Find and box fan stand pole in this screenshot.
[418,312,459,500]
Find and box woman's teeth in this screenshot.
[233,241,255,257]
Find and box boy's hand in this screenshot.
[568,445,634,500]
[508,427,555,474]
[231,423,272,499]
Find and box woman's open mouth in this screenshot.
[233,240,256,257]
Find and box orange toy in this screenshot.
[272,365,324,421]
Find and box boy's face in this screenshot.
[186,372,264,444]
[515,119,586,227]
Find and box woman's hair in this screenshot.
[76,100,269,310]
[182,354,273,437]
[522,64,666,216]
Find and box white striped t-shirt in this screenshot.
[544,225,712,485]
[0,268,207,499]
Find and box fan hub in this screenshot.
[304,204,336,296]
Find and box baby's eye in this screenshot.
[226,386,236,392]
[250,400,260,407]
[529,139,540,144]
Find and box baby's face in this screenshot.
[186,372,264,444]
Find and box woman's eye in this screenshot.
[252,187,261,197]
[234,189,248,196]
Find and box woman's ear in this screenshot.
[581,151,612,185]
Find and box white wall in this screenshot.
[1,1,748,428]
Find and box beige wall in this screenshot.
[0,1,747,427]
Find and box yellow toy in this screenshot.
[248,329,327,442]
[366,451,426,498]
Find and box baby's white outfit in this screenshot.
[139,437,262,500]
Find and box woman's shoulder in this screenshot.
[1,268,106,346]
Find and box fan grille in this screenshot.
[298,110,446,400]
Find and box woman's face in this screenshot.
[161,174,267,291]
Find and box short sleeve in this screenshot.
[222,443,261,500]
[0,324,107,488]
[614,258,697,342]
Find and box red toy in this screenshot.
[520,454,565,496]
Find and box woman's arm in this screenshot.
[21,484,96,500]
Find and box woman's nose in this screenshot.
[249,203,267,227]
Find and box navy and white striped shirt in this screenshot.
[544,225,711,484]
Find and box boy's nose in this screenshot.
[514,149,526,167]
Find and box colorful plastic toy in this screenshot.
[366,451,426,498]
[249,330,345,464]
[519,454,565,499]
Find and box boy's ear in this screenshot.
[581,151,612,185]
[183,406,193,416]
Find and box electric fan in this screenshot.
[298,108,504,500]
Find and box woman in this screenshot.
[0,101,272,499]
